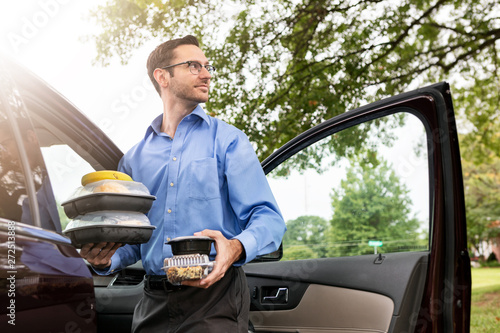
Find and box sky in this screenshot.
[0,0,164,152]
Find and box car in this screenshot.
[0,55,470,333]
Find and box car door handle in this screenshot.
[262,287,289,304]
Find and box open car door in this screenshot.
[245,82,471,333]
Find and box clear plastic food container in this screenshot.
[162,254,215,285]
[70,179,151,197]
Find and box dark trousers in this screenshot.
[132,266,250,332]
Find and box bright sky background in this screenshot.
[0,0,164,152]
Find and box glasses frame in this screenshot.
[161,61,216,75]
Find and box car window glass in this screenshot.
[0,87,61,232]
[39,145,95,230]
[0,110,27,223]
[268,112,429,260]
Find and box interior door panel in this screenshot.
[250,284,394,333]
[245,252,427,332]
[92,262,145,333]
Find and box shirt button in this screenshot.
[167,237,171,242]
[172,157,177,161]
[170,182,174,187]
[168,209,172,213]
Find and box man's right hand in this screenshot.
[80,242,122,270]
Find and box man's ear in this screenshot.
[153,68,169,89]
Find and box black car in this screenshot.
[0,55,470,332]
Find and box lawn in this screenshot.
[470,267,500,332]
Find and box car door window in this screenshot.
[268,112,430,259]
[0,88,61,232]
[0,113,27,223]
[38,144,95,229]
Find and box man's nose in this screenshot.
[199,66,212,79]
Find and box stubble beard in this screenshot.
[170,79,209,105]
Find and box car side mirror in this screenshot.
[251,243,283,262]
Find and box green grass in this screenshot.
[470,267,500,333]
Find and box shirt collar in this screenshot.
[145,105,210,139]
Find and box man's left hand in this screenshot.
[180,229,243,289]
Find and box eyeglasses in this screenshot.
[161,61,216,75]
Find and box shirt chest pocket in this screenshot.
[187,158,221,200]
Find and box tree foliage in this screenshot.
[462,149,500,255]
[328,159,423,257]
[456,76,499,253]
[282,215,330,260]
[89,0,499,161]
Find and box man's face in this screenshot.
[167,44,212,105]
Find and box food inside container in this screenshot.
[65,211,151,229]
[162,254,215,285]
[63,211,155,248]
[81,170,133,186]
[61,180,155,218]
[161,236,216,284]
[71,179,151,197]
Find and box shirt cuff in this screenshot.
[234,232,258,265]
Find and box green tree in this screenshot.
[455,72,499,254]
[88,0,499,162]
[455,76,500,165]
[328,159,422,257]
[282,215,330,260]
[462,154,500,256]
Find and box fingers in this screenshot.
[79,243,95,257]
[102,242,122,263]
[181,279,205,288]
[199,263,225,288]
[79,242,121,269]
[180,263,224,289]
[182,230,243,288]
[194,229,223,241]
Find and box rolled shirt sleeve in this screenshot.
[223,132,285,263]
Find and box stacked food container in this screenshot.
[162,236,216,284]
[62,171,156,248]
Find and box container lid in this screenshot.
[68,179,151,200]
[167,236,215,256]
[167,236,215,243]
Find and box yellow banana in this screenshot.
[81,170,133,186]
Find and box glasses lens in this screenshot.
[189,62,201,74]
[206,65,216,74]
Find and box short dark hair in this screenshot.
[147,35,200,96]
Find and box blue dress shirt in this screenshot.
[103,105,286,275]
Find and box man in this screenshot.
[80,35,286,332]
